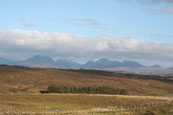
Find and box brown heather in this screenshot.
[0,65,172,114]
[0,65,172,96]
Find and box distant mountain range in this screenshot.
[81,58,144,69]
[0,55,173,76]
[0,55,146,68]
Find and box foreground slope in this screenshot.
[0,93,172,115]
[0,65,172,96]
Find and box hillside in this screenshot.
[0,65,172,96]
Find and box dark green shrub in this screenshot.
[143,110,155,115]
[47,86,128,95]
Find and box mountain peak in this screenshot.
[122,60,143,68]
[27,55,55,64]
[151,64,161,68]
[97,58,111,62]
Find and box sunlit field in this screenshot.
[0,93,172,115]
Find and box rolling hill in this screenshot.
[0,65,172,96]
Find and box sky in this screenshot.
[0,0,173,67]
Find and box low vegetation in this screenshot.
[0,93,172,114]
[47,85,128,95]
[0,65,172,114]
[0,65,172,96]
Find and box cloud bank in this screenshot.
[0,30,173,66]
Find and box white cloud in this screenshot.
[144,8,158,14]
[0,30,173,66]
[143,6,173,15]
[64,18,100,27]
[122,0,173,4]
[118,0,173,15]
[64,18,111,30]
[163,7,173,14]
[20,17,34,27]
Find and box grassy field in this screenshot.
[0,93,172,114]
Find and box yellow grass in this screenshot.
[0,93,172,114]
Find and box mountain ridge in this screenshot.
[0,55,147,68]
[2,55,173,76]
